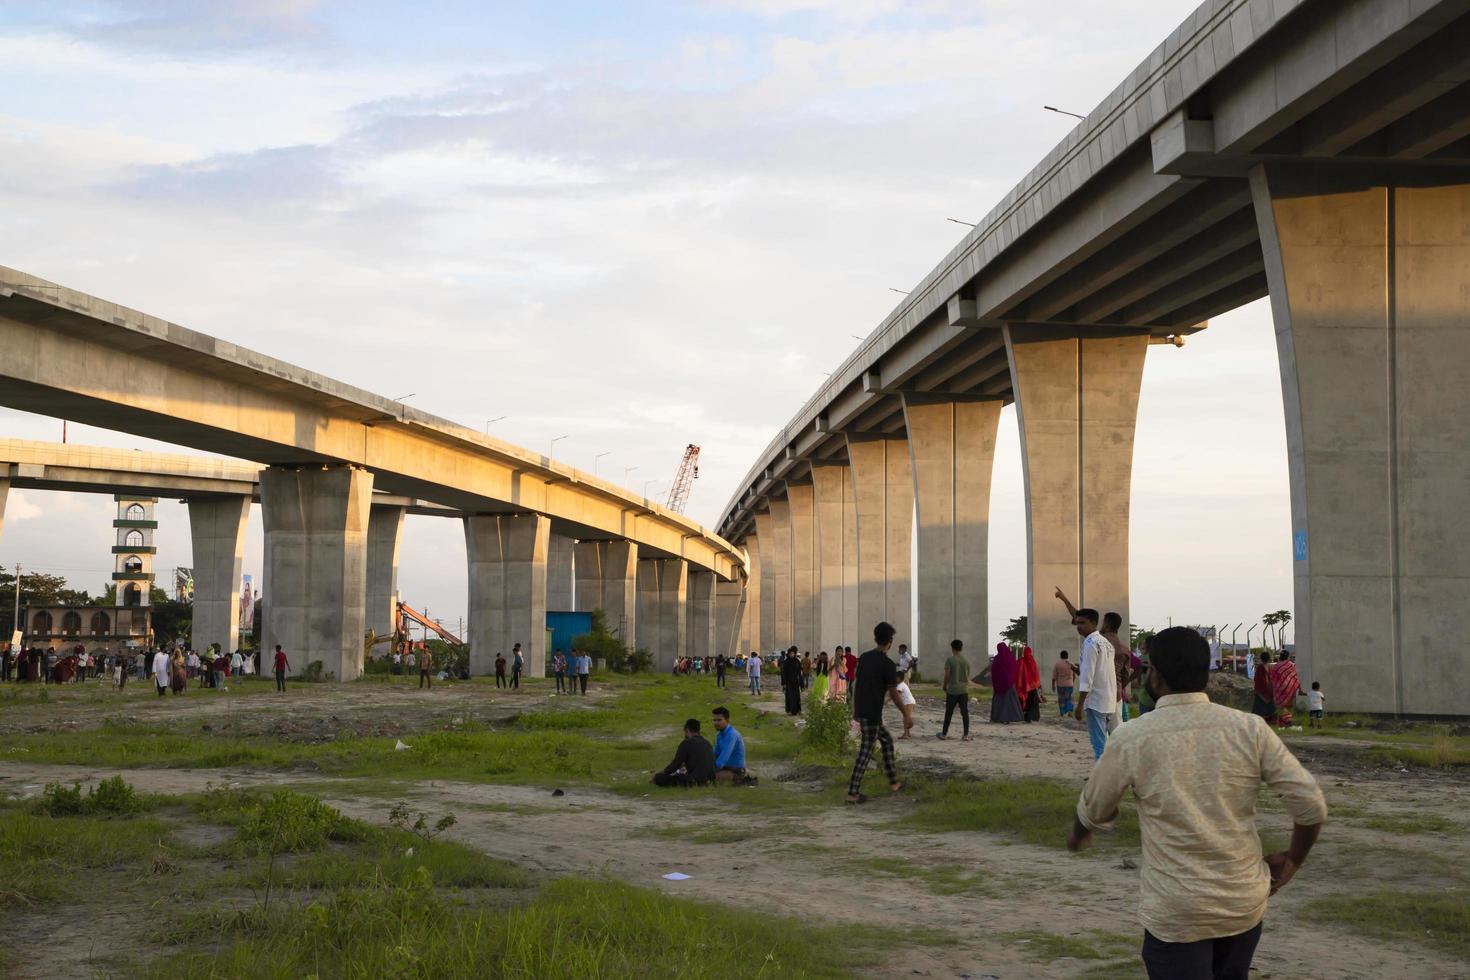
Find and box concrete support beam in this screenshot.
[768,497,794,649]
[740,535,761,655]
[573,540,638,644]
[715,576,746,661]
[186,495,250,656]
[786,482,818,654]
[261,465,373,682]
[753,512,776,652]
[1252,169,1470,716]
[1004,327,1147,684]
[903,396,1002,662]
[464,513,549,678]
[0,477,8,546]
[812,463,857,653]
[845,436,914,649]
[365,504,405,639]
[547,534,574,612]
[636,558,686,670]
[686,569,717,662]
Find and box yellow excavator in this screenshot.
[364,601,465,660]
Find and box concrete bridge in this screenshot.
[717,0,1470,715]
[0,272,747,679]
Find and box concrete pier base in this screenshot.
[739,535,761,655]
[903,395,1002,663]
[846,435,914,649]
[1253,170,1470,715]
[637,558,686,670]
[464,513,549,678]
[715,576,745,661]
[753,511,776,652]
[768,496,794,649]
[573,540,638,645]
[365,504,405,639]
[261,466,373,682]
[187,495,250,657]
[812,463,857,652]
[1005,327,1147,681]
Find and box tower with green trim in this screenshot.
[113,495,157,607]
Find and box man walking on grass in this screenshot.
[418,646,433,689]
[576,650,590,695]
[510,644,523,689]
[1071,607,1116,759]
[1068,627,1326,980]
[937,639,971,740]
[845,621,903,805]
[747,650,762,696]
[272,645,290,693]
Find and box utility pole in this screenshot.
[11,564,20,637]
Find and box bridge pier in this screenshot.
[0,477,8,545]
[812,462,858,653]
[787,481,818,654]
[1004,327,1147,678]
[902,396,1002,665]
[846,435,914,650]
[686,569,716,662]
[767,497,794,649]
[186,495,250,658]
[1253,170,1470,715]
[738,534,761,655]
[547,535,575,612]
[637,557,686,670]
[465,513,549,679]
[753,512,776,651]
[574,540,638,645]
[261,465,373,682]
[365,504,405,640]
[715,576,745,661]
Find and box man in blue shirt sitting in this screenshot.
[711,706,754,784]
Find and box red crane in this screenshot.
[666,444,701,514]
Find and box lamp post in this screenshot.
[624,465,639,487]
[593,451,611,477]
[643,479,660,499]
[484,416,506,433]
[549,434,569,461]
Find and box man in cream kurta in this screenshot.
[1068,627,1326,980]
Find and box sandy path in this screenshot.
[4,692,1466,979]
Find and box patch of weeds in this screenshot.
[900,775,1141,850]
[388,801,456,844]
[1005,929,1137,962]
[148,872,883,979]
[0,811,171,904]
[250,828,528,891]
[32,776,147,817]
[1305,889,1469,958]
[1358,813,1464,836]
[1368,736,1470,769]
[234,791,364,855]
[800,697,852,756]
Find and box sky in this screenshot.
[0,0,1294,647]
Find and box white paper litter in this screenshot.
[661,872,692,881]
[394,739,411,751]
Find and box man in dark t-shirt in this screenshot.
[653,719,717,787]
[846,622,904,804]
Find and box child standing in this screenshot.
[1307,681,1326,728]
[893,669,916,739]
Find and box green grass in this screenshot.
[1004,929,1137,962]
[1305,889,1470,958]
[899,775,1140,850]
[0,810,173,903]
[247,829,528,890]
[1368,737,1470,769]
[1358,812,1465,836]
[146,874,887,979]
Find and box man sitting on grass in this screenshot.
[711,707,755,785]
[653,718,717,788]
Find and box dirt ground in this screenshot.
[2,679,1467,979]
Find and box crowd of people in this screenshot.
[0,641,262,688]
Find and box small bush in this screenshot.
[801,697,852,756]
[300,660,326,683]
[33,776,143,817]
[235,791,364,855]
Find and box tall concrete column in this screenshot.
[464,513,549,678]
[187,495,250,657]
[261,465,373,682]
[740,535,761,655]
[767,496,794,649]
[812,463,857,653]
[636,558,686,670]
[753,511,776,652]
[1253,171,1470,715]
[1004,326,1147,682]
[365,504,405,638]
[786,482,818,654]
[903,395,1003,662]
[845,435,914,648]
[547,535,574,612]
[573,540,637,643]
[0,477,8,544]
[716,576,746,660]
[686,569,716,662]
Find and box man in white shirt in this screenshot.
[151,648,169,697]
[1071,608,1116,759]
[747,652,762,696]
[1069,627,1326,979]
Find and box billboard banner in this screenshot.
[174,567,195,603]
[240,574,254,630]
